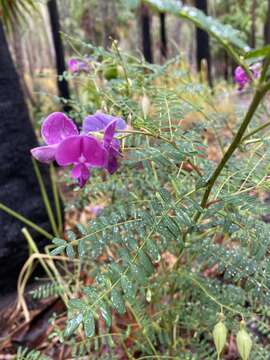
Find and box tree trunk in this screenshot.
[195,0,212,86]
[264,0,270,44]
[159,12,167,61]
[0,21,54,294]
[139,4,153,63]
[250,0,257,48]
[47,0,70,112]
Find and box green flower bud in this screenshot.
[146,288,152,303]
[141,94,150,119]
[213,321,227,356]
[236,326,252,360]
[103,64,118,80]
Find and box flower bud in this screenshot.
[146,288,152,303]
[236,325,252,360]
[213,321,227,356]
[141,94,150,119]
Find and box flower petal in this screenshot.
[107,154,118,174]
[82,136,108,167]
[41,112,78,145]
[55,135,107,167]
[30,145,57,163]
[103,120,117,147]
[71,163,90,187]
[68,59,79,73]
[82,112,126,133]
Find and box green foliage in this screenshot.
[24,1,270,358]
[144,0,250,52]
[15,347,50,360]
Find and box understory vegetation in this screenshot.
[2,1,270,359]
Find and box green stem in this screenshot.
[112,40,131,96]
[32,159,59,237]
[195,82,270,220]
[50,164,63,234]
[0,202,53,239]
[242,119,270,142]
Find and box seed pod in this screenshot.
[213,321,227,356]
[141,94,150,119]
[236,326,252,360]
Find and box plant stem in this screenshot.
[50,164,63,234]
[195,82,270,220]
[242,119,270,142]
[0,202,53,239]
[32,159,59,237]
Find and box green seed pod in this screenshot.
[213,321,227,356]
[236,326,252,360]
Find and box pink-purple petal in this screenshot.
[104,120,117,147]
[41,112,78,145]
[55,135,107,168]
[71,163,90,187]
[30,145,57,163]
[107,155,118,174]
[55,136,82,165]
[81,136,108,167]
[82,112,126,133]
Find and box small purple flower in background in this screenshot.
[67,58,89,74]
[234,63,261,90]
[83,112,127,174]
[31,111,126,187]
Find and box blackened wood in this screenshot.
[195,0,212,86]
[47,0,70,111]
[0,22,53,294]
[159,12,167,60]
[140,4,153,63]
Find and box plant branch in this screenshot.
[195,81,270,221]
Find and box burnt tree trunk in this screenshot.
[47,0,70,111]
[195,0,212,86]
[159,12,167,61]
[264,0,270,44]
[140,4,153,63]
[0,21,54,294]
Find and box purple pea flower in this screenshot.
[55,135,107,187]
[83,112,127,174]
[234,63,261,90]
[31,112,107,187]
[67,58,89,74]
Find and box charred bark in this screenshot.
[195,0,212,86]
[47,0,70,112]
[140,4,153,63]
[0,21,54,293]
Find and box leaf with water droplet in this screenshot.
[121,275,136,300]
[64,313,83,337]
[111,288,126,314]
[83,310,95,337]
[100,302,111,328]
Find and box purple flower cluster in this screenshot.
[31,112,127,187]
[234,63,261,90]
[67,58,89,74]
